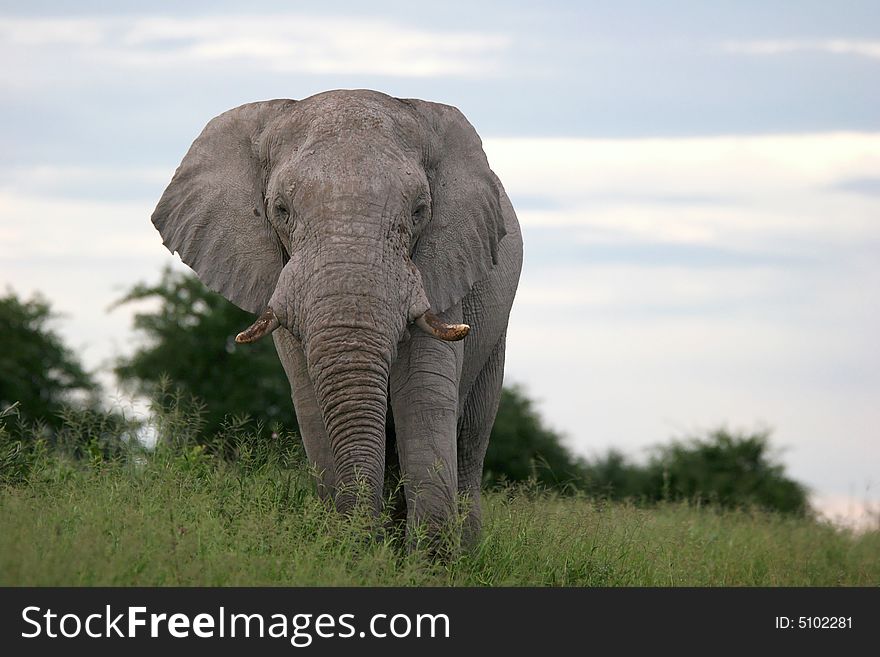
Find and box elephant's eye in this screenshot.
[412,203,427,223]
[275,202,290,223]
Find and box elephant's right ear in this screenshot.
[151,99,296,314]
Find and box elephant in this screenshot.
[151,89,522,546]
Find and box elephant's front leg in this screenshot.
[389,321,464,548]
[273,328,336,499]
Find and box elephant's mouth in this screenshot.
[235,307,469,345]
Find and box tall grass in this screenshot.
[0,407,877,586]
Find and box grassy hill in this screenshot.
[1,431,877,586]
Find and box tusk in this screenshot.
[235,308,280,344]
[415,311,470,341]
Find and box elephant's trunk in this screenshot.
[305,322,392,512]
[295,251,405,513]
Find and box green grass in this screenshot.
[1,435,877,586]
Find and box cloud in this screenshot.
[722,39,880,60]
[0,189,160,260]
[831,177,880,197]
[0,15,512,79]
[1,164,170,201]
[484,133,880,253]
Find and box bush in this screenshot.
[578,428,810,515]
[0,290,99,429]
[644,428,810,514]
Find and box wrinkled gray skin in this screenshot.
[152,90,522,545]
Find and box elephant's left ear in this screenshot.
[404,99,507,314]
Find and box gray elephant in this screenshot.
[152,89,522,545]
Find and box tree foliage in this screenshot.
[579,429,810,514]
[642,428,809,514]
[113,268,298,439]
[0,290,98,429]
[580,449,651,499]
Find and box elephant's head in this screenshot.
[152,90,506,509]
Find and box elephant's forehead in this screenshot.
[295,91,421,146]
[311,96,395,130]
[286,154,423,210]
[263,90,427,199]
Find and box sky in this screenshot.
[1,0,878,526]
